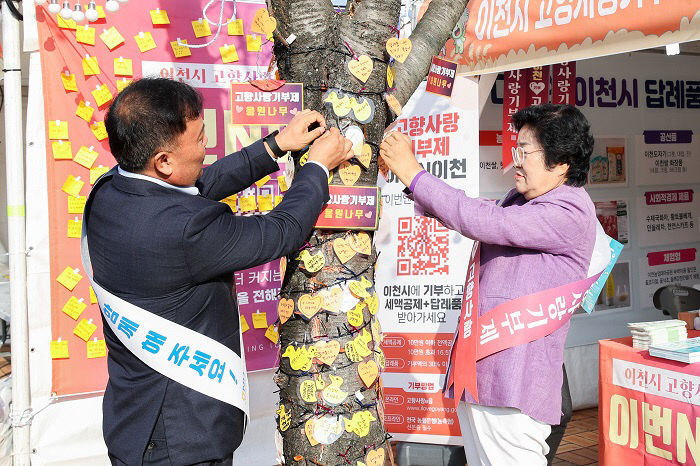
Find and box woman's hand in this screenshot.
[379,131,424,188]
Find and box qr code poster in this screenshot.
[376,76,479,336]
[397,216,450,276]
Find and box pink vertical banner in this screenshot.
[526,66,551,106]
[502,69,527,172]
[552,62,577,106]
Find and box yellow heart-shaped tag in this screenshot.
[278,298,294,324]
[333,237,356,264]
[348,55,373,83]
[386,37,412,63]
[298,294,322,320]
[339,162,361,186]
[358,359,379,388]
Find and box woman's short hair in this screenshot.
[512,104,594,187]
[105,78,203,172]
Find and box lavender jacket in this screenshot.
[410,171,596,425]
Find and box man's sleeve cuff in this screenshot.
[305,160,330,178]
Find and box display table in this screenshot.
[599,332,700,465]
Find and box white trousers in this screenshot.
[457,402,552,466]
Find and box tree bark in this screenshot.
[267,1,467,464]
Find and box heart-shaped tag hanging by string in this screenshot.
[251,8,277,35]
[333,237,356,263]
[386,37,412,63]
[277,298,294,324]
[305,418,319,446]
[338,161,361,186]
[349,231,372,255]
[356,144,372,169]
[358,359,379,388]
[297,294,322,320]
[319,286,343,314]
[313,339,340,366]
[365,447,386,466]
[348,55,373,83]
[297,249,325,273]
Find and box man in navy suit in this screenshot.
[85,78,353,465]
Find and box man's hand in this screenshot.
[275,109,327,152]
[379,131,423,188]
[307,127,354,171]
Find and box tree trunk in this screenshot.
[267,1,467,464]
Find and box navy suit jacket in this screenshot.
[85,140,328,465]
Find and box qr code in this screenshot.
[396,216,449,276]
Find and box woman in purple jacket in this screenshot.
[380,104,596,466]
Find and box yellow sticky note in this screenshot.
[239,195,256,212]
[219,44,238,63]
[67,217,82,238]
[240,315,250,333]
[274,195,283,207]
[52,140,73,160]
[220,195,237,212]
[90,165,110,184]
[90,121,108,141]
[76,25,96,45]
[255,175,271,187]
[68,195,87,214]
[87,339,107,358]
[62,296,87,320]
[73,318,97,342]
[192,19,212,38]
[150,8,170,25]
[264,325,279,344]
[246,35,262,52]
[227,18,244,35]
[116,78,132,93]
[62,175,85,198]
[89,286,98,304]
[100,26,125,50]
[60,72,78,92]
[92,84,113,107]
[114,57,133,77]
[258,194,273,212]
[134,32,156,53]
[170,39,192,58]
[50,339,70,359]
[82,55,100,76]
[96,5,106,19]
[56,14,76,30]
[56,266,82,291]
[74,145,99,169]
[48,120,69,140]
[277,175,288,192]
[75,100,95,122]
[252,312,268,329]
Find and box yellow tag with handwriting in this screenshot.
[82,55,100,76]
[67,217,82,238]
[239,195,256,212]
[75,100,95,122]
[274,195,283,207]
[48,120,69,140]
[62,175,85,198]
[87,339,107,358]
[89,286,98,304]
[52,140,73,160]
[220,44,239,63]
[192,19,212,38]
[76,25,96,45]
[252,312,268,329]
[246,34,262,52]
[171,39,192,58]
[96,5,105,18]
[264,325,279,344]
[258,194,273,212]
[62,296,86,320]
[60,72,78,92]
[220,195,237,212]
[134,32,157,53]
[74,145,99,169]
[227,18,244,35]
[90,121,108,141]
[68,196,87,214]
[150,8,170,25]
[100,26,124,49]
[116,78,132,93]
[114,57,133,76]
[240,315,250,333]
[50,339,70,359]
[73,318,97,342]
[92,84,113,107]
[56,266,82,291]
[90,165,110,184]
[255,175,271,187]
[56,14,76,29]
[276,175,288,192]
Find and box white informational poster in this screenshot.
[634,130,700,186]
[376,76,479,444]
[638,247,700,308]
[636,188,699,247]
